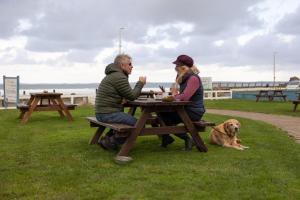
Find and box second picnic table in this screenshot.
[17,92,76,123]
[255,90,287,102]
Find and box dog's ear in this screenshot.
[224,122,230,134]
[237,121,241,128]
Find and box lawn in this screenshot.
[205,99,300,117]
[0,106,299,199]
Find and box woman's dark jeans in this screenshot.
[158,110,204,142]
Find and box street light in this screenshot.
[119,27,125,54]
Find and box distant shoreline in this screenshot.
[0,82,174,90]
[0,81,289,90]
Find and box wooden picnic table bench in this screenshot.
[87,116,214,144]
[87,99,215,162]
[17,92,77,123]
[17,103,76,111]
[256,90,287,102]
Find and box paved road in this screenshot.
[207,109,300,143]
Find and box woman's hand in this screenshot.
[170,84,178,96]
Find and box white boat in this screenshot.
[286,80,300,89]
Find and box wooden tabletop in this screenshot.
[30,92,63,97]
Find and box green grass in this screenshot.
[0,106,299,199]
[205,99,300,117]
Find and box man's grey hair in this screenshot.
[114,54,132,67]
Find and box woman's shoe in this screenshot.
[184,137,194,151]
[160,135,175,148]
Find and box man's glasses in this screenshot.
[122,62,132,67]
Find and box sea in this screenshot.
[0,82,174,97]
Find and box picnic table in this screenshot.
[87,98,214,162]
[17,92,76,123]
[255,90,287,102]
[292,92,300,112]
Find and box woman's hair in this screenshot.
[190,65,200,74]
[175,65,200,84]
[114,54,132,67]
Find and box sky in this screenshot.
[0,0,300,83]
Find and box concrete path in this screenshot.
[207,109,300,143]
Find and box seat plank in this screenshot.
[86,117,214,133]
[86,117,135,132]
[17,103,76,111]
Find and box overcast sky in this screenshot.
[1,0,300,83]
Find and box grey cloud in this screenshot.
[236,34,300,70]
[0,0,39,37]
[5,0,293,72]
[66,49,100,63]
[276,5,300,35]
[0,0,261,52]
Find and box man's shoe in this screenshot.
[184,137,194,151]
[160,135,175,148]
[98,136,118,151]
[98,137,108,150]
[114,156,133,165]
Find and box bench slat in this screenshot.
[86,117,134,132]
[17,103,76,111]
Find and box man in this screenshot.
[95,54,146,150]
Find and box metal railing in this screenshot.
[212,81,287,90]
[204,90,232,100]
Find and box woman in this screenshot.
[159,55,205,150]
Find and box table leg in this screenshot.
[293,103,298,112]
[50,98,65,118]
[89,126,105,145]
[56,97,74,121]
[21,97,40,123]
[19,96,34,119]
[128,106,137,116]
[156,115,167,142]
[19,111,26,119]
[177,107,208,152]
[117,108,151,157]
[27,96,34,105]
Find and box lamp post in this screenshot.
[273,52,277,89]
[119,27,125,54]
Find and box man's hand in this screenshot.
[139,76,147,84]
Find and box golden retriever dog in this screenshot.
[209,119,249,150]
